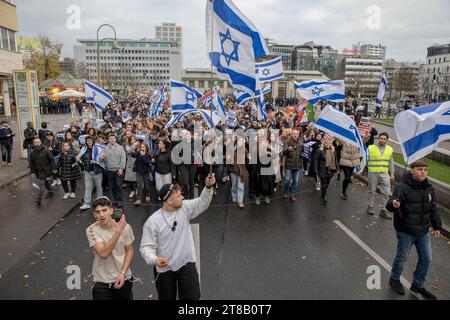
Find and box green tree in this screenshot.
[26,36,63,84]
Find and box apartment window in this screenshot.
[1,27,9,50]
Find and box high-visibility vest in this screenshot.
[367,145,393,173]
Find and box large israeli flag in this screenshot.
[395,101,450,164]
[84,80,113,111]
[295,80,346,104]
[375,74,387,106]
[170,80,203,113]
[256,56,284,82]
[206,0,270,96]
[314,105,366,158]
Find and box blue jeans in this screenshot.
[391,231,432,288]
[83,171,103,205]
[107,170,124,206]
[230,172,244,203]
[283,169,300,196]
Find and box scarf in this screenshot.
[325,148,336,171]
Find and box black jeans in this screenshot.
[341,166,355,194]
[1,143,12,163]
[92,279,133,300]
[154,262,200,300]
[320,176,332,198]
[61,179,77,193]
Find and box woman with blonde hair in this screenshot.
[314,138,339,204]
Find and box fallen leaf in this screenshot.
[41,256,47,260]
[40,251,45,254]
[432,284,441,290]
[69,296,77,300]
[24,275,30,279]
[13,237,17,240]
[302,256,306,259]
[148,294,153,299]
[8,253,12,256]
[30,262,37,266]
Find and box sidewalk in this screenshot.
[0,113,75,189]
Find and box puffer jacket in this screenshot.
[59,150,81,181]
[386,171,442,237]
[339,142,361,168]
[283,137,303,170]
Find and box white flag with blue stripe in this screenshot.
[295,80,346,104]
[212,88,227,122]
[256,83,268,121]
[84,80,113,111]
[206,0,270,96]
[170,80,203,113]
[395,101,450,164]
[233,82,270,106]
[165,109,220,129]
[256,56,284,82]
[376,74,387,106]
[314,105,366,159]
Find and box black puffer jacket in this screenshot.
[58,150,81,181]
[386,172,442,237]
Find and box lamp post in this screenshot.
[96,24,120,87]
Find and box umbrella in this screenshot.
[55,89,85,98]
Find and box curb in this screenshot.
[0,170,30,191]
[353,173,450,239]
[372,119,394,127]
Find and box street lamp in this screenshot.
[96,24,119,87]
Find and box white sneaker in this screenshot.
[255,197,261,205]
[80,204,90,210]
[51,180,58,187]
[57,179,61,186]
[315,182,321,191]
[69,193,75,199]
[63,193,70,200]
[129,191,136,198]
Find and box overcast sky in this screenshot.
[15,0,450,67]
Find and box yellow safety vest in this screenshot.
[367,145,393,173]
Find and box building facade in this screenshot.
[353,42,386,60]
[269,44,294,70]
[74,38,182,93]
[338,54,384,97]
[59,57,76,77]
[383,59,420,100]
[421,43,450,102]
[0,0,23,116]
[155,23,183,68]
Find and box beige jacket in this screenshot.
[339,142,361,168]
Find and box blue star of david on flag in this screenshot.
[219,28,240,67]
[311,86,325,97]
[185,91,196,103]
[262,68,270,77]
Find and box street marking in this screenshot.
[334,220,420,299]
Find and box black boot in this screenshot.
[410,284,437,300]
[45,191,53,199]
[389,278,405,295]
[35,198,42,206]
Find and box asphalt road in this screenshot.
[0,173,449,300]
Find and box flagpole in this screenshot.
[209,0,215,174]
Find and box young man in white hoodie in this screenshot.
[140,173,216,300]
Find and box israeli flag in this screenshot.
[150,84,167,118]
[76,143,107,169]
[295,80,346,104]
[256,83,268,122]
[376,74,387,106]
[212,88,227,122]
[314,105,366,159]
[165,109,220,129]
[395,101,450,164]
[84,80,113,111]
[256,56,284,82]
[206,0,270,96]
[170,80,203,113]
[233,82,270,106]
